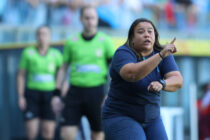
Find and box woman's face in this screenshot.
[81,7,98,33]
[37,27,51,47]
[132,22,155,53]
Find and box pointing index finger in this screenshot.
[170,37,176,44]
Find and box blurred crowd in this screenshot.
[0,0,210,31]
[197,82,210,140]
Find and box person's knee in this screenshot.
[61,131,76,140]
[26,130,38,140]
[25,119,39,140]
[26,134,37,140]
[61,126,78,140]
[42,127,55,139]
[41,121,56,139]
[91,131,104,140]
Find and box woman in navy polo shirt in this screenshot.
[102,18,183,140]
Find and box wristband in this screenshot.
[159,52,164,59]
[53,89,61,97]
[159,79,166,90]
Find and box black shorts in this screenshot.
[61,85,105,131]
[24,89,55,121]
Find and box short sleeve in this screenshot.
[104,36,115,59]
[112,48,137,73]
[19,49,28,70]
[63,39,71,63]
[159,54,179,76]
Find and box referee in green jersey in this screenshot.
[51,5,115,140]
[17,26,63,140]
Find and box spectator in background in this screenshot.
[97,0,143,29]
[174,0,198,30]
[97,0,124,29]
[2,0,22,25]
[51,5,115,140]
[141,0,164,27]
[192,0,210,28]
[47,0,73,26]
[17,25,63,140]
[21,0,48,27]
[197,82,210,140]
[120,0,143,29]
[164,0,176,28]
[47,0,109,27]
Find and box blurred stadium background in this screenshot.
[0,0,210,140]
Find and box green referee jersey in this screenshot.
[64,32,115,87]
[19,46,63,91]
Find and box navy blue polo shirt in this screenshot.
[102,45,179,123]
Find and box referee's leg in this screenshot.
[40,91,56,140]
[85,85,106,140]
[60,86,82,140]
[25,118,40,140]
[41,120,56,140]
[24,89,40,140]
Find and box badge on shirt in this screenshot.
[48,63,55,72]
[95,49,102,57]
